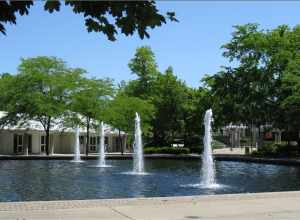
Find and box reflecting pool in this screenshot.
[0,159,299,202]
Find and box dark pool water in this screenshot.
[0,159,300,202]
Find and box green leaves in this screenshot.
[281,56,300,127]
[69,77,114,125]
[0,56,112,131]
[122,46,209,147]
[0,1,33,34]
[3,57,80,124]
[44,1,60,13]
[104,94,154,136]
[1,1,176,41]
[128,46,159,98]
[212,23,300,135]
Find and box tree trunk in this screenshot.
[171,130,174,147]
[45,116,51,156]
[257,125,264,149]
[86,117,90,156]
[250,123,253,149]
[183,115,188,148]
[287,125,292,146]
[119,129,123,155]
[183,131,187,148]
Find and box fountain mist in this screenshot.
[97,122,107,167]
[201,109,216,187]
[72,126,82,162]
[133,112,144,173]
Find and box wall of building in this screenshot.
[54,133,74,154]
[0,130,13,154]
[31,133,40,154]
[0,129,127,155]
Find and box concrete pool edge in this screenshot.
[1,191,300,220]
[0,154,300,166]
[0,191,298,211]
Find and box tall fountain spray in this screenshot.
[201,109,216,187]
[72,126,82,162]
[133,112,144,173]
[97,122,106,167]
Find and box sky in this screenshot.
[1,1,300,87]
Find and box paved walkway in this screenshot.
[213,147,257,155]
[214,147,246,155]
[0,191,300,219]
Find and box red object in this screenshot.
[265,132,273,139]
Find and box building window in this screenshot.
[105,137,109,152]
[41,135,46,152]
[79,136,84,145]
[17,135,23,153]
[89,136,96,152]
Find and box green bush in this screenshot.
[275,144,299,157]
[214,135,230,146]
[212,140,226,149]
[144,147,190,155]
[251,143,299,157]
[187,143,224,154]
[188,146,202,154]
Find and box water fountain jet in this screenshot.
[71,126,83,163]
[96,122,111,167]
[133,112,144,174]
[200,109,217,188]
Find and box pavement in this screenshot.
[213,147,253,155]
[0,191,300,220]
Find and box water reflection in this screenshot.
[0,159,299,202]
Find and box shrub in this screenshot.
[251,142,299,157]
[144,147,190,155]
[275,144,299,157]
[240,138,248,144]
[188,146,202,154]
[187,143,224,154]
[259,143,278,156]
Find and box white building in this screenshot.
[0,112,127,155]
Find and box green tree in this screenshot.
[211,23,300,146]
[125,47,193,147]
[70,77,114,155]
[220,24,276,125]
[151,67,188,146]
[182,85,212,148]
[127,46,159,98]
[104,94,154,154]
[0,1,176,41]
[0,73,14,108]
[0,56,82,155]
[281,56,300,143]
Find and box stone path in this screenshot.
[0,191,300,219]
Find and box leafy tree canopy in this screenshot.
[128,46,159,97]
[104,94,154,137]
[150,66,189,145]
[0,56,83,154]
[0,1,177,41]
[211,24,300,129]
[281,55,300,131]
[69,76,114,155]
[122,46,208,147]
[70,77,114,125]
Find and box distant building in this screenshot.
[0,112,128,155]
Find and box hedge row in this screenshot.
[252,143,300,157]
[144,147,190,155]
